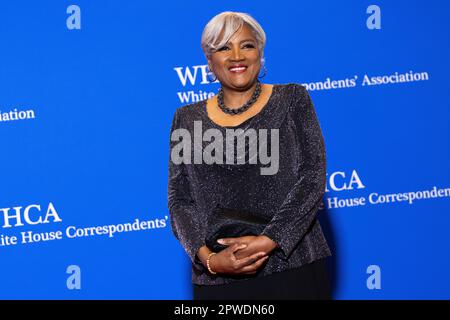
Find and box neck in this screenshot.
[221,81,259,109]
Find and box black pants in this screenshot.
[193,258,331,300]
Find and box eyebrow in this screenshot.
[225,38,256,45]
[238,39,256,44]
[239,39,256,44]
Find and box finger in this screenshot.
[230,243,247,254]
[235,251,266,269]
[217,237,238,245]
[233,248,250,260]
[240,256,269,274]
[234,247,259,260]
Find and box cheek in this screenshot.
[209,57,226,72]
[249,60,261,74]
[249,54,261,67]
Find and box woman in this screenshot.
[168,11,332,300]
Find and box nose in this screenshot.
[230,46,244,61]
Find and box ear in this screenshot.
[207,58,213,72]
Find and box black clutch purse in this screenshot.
[205,205,271,253]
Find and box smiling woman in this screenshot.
[168,11,333,300]
[201,13,265,96]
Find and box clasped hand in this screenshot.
[209,235,278,275]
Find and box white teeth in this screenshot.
[230,67,246,72]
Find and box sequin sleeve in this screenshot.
[261,85,327,260]
[167,108,206,271]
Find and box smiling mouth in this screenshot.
[229,66,248,73]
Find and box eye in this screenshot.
[243,43,256,49]
[216,45,230,52]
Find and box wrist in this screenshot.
[197,245,212,268]
[260,235,278,253]
[206,252,217,274]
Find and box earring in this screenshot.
[258,65,267,79]
[207,66,218,82]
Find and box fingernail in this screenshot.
[217,239,224,244]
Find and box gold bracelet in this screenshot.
[206,252,217,274]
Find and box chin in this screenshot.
[228,78,257,90]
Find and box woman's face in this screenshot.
[208,24,261,91]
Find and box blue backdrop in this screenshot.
[0,0,449,299]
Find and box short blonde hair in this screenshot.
[201,11,266,64]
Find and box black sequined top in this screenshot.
[168,83,332,285]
